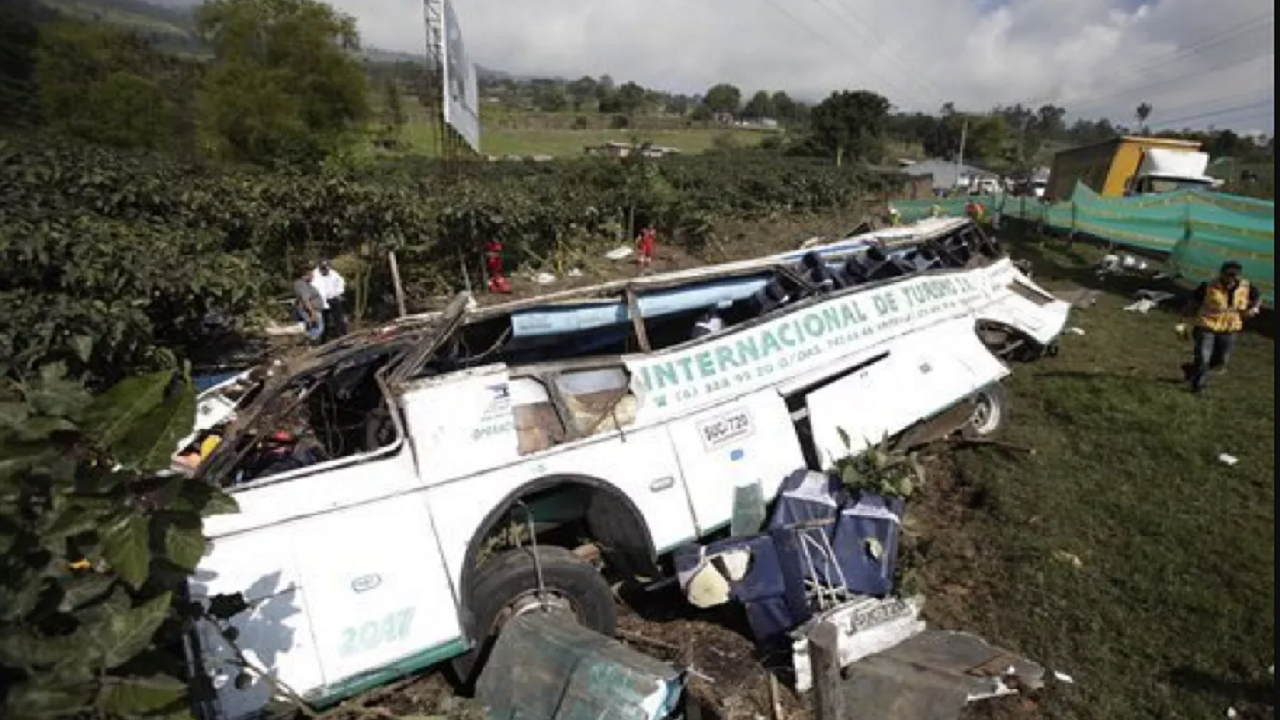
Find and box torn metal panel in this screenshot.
[817,629,1046,720]
[477,614,684,720]
[794,596,929,692]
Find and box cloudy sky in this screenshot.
[333,0,1275,132]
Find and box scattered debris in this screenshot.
[1053,551,1084,569]
[1053,670,1076,684]
[1124,288,1179,314]
[1124,298,1159,314]
[568,268,585,278]
[605,246,635,261]
[1218,453,1240,467]
[1098,253,1151,276]
[532,272,557,285]
[1066,327,1086,336]
[794,596,928,692]
[812,629,1047,720]
[476,614,685,720]
[1052,288,1101,309]
[263,320,306,337]
[1135,289,1177,304]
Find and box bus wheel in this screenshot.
[450,546,616,689]
[962,384,1010,440]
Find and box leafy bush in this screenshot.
[2,132,893,377]
[0,366,239,719]
[832,429,926,500]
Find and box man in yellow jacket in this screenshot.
[1180,261,1262,393]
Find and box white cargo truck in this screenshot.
[178,218,1070,719]
[1129,148,1217,195]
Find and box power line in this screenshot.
[1067,50,1274,114]
[1143,87,1277,123]
[793,0,929,106]
[1147,98,1275,128]
[1023,12,1274,110]
[752,0,929,109]
[1128,12,1274,76]
[753,0,848,54]
[817,0,944,104]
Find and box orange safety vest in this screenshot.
[1197,279,1252,333]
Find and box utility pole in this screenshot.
[955,118,969,194]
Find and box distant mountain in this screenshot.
[26,0,530,83]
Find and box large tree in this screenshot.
[614,81,647,116]
[567,75,597,111]
[35,21,197,152]
[704,83,742,116]
[809,90,891,166]
[196,0,370,164]
[771,91,797,123]
[742,90,775,120]
[1136,102,1153,133]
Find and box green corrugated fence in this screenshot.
[891,184,1274,306]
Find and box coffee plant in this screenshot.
[2,132,894,381]
[0,363,241,719]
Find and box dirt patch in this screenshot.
[414,213,877,312]
[614,586,810,720]
[321,672,484,720]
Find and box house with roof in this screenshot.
[900,159,1000,194]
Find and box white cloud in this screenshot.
[335,0,1275,131]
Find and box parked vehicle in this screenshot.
[179,218,1070,720]
[1046,136,1215,200]
[968,178,1002,196]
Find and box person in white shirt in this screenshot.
[311,259,348,341]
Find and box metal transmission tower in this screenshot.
[422,0,449,168]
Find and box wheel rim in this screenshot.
[490,589,578,636]
[969,393,1000,435]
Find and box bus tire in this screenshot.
[961,383,1010,440]
[450,545,617,689]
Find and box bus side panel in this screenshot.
[288,492,464,693]
[190,529,324,720]
[193,449,459,718]
[805,318,1009,462]
[663,392,808,535]
[420,426,698,589]
[194,586,320,720]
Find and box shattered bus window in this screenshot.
[555,367,637,437]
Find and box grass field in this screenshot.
[917,234,1275,719]
[389,117,768,158]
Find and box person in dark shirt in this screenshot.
[1179,261,1262,393]
[293,266,325,344]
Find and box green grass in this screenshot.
[363,100,772,158]
[935,235,1275,718]
[387,119,765,158]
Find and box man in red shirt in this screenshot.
[484,238,512,294]
[637,226,657,268]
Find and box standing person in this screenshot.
[1179,260,1262,393]
[312,259,348,340]
[293,266,325,344]
[636,225,657,269]
[484,238,511,294]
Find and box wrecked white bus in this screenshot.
[179,218,1070,719]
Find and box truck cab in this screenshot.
[1125,148,1217,195]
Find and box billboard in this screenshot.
[429,0,481,153]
